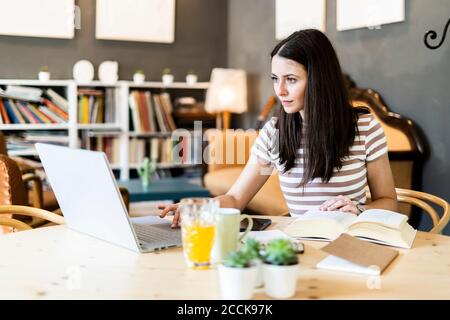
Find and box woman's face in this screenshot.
[271,55,308,114]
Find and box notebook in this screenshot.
[316,234,399,275]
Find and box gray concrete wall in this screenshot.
[227,0,450,233]
[0,0,228,81]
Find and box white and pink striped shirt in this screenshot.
[251,113,388,217]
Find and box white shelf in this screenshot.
[1,79,208,180]
[0,124,69,130]
[77,124,122,130]
[8,149,38,156]
[76,81,121,87]
[127,81,209,89]
[0,79,73,86]
[128,131,173,138]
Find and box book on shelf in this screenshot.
[128,90,177,133]
[5,85,42,102]
[84,136,120,165]
[45,88,69,113]
[152,93,169,132]
[77,87,117,125]
[283,208,417,249]
[42,98,68,122]
[159,93,177,131]
[0,100,10,124]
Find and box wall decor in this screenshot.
[0,0,74,39]
[95,0,175,43]
[336,0,405,31]
[276,0,326,40]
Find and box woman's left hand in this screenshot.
[319,195,359,215]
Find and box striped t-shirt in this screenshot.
[250,113,388,217]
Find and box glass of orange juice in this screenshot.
[179,197,219,269]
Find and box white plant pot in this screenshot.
[133,73,145,84]
[186,74,198,85]
[263,263,299,299]
[218,264,258,300]
[162,74,174,85]
[251,259,264,288]
[38,71,50,81]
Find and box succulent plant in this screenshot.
[223,250,253,268]
[162,68,172,75]
[261,238,298,266]
[135,69,145,74]
[40,66,49,72]
[240,238,262,261]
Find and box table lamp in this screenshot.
[204,68,248,129]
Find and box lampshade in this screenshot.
[205,68,248,114]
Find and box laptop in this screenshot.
[35,143,182,253]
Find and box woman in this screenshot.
[160,29,397,228]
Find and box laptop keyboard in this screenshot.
[132,223,182,247]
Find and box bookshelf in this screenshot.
[0,79,211,180]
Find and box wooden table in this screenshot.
[0,216,449,299]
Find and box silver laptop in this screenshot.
[35,143,182,253]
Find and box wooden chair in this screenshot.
[0,205,64,231]
[395,188,449,234]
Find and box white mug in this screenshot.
[211,208,253,264]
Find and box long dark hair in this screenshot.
[271,29,360,185]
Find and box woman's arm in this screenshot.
[319,154,398,214]
[216,154,273,211]
[159,154,273,226]
[364,153,398,211]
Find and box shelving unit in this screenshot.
[0,79,210,180]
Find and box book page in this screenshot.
[284,209,357,240]
[351,209,408,230]
[300,209,357,227]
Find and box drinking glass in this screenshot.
[179,197,219,269]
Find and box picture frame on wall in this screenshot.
[0,0,75,39]
[95,0,176,43]
[336,0,405,31]
[276,0,326,40]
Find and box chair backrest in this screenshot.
[0,131,7,155]
[0,154,29,206]
[395,188,449,234]
[345,75,429,227]
[0,205,65,232]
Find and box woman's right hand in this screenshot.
[158,203,180,228]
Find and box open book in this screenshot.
[283,209,416,249]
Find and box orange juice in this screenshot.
[182,222,216,269]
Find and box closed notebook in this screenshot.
[283,208,416,249]
[316,234,399,275]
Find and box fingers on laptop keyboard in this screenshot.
[169,210,179,228]
[159,204,178,218]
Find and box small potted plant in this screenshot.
[39,66,50,81]
[161,68,174,85]
[218,250,258,300]
[241,238,264,288]
[261,238,299,299]
[133,69,146,84]
[185,70,198,85]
